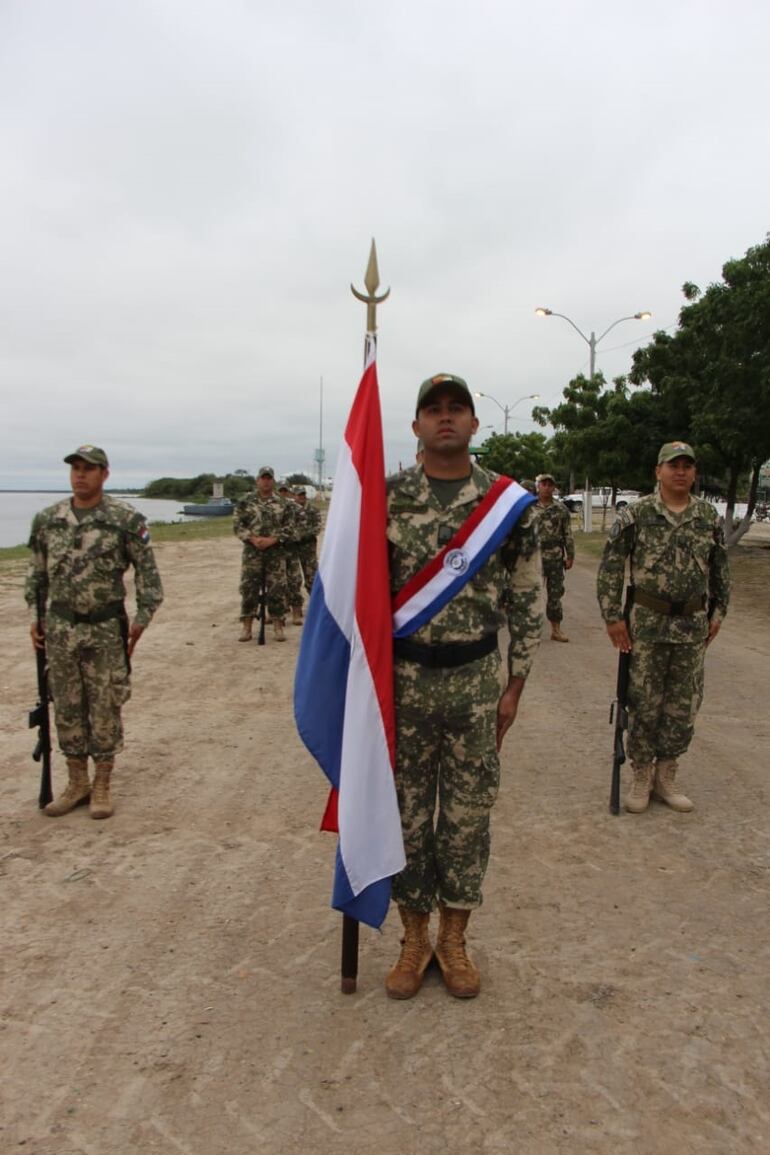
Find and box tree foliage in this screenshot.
[532,373,664,498]
[630,235,770,542]
[143,472,255,501]
[479,431,553,483]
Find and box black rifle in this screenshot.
[257,554,267,646]
[608,586,634,815]
[29,596,53,809]
[608,651,630,815]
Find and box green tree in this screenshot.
[630,235,770,544]
[480,431,553,482]
[533,373,663,505]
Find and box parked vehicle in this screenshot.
[561,487,640,514]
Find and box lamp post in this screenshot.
[534,306,652,531]
[534,308,651,379]
[473,391,539,435]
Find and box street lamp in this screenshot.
[473,391,539,435]
[534,306,652,531]
[534,307,652,378]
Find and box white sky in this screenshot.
[2,0,768,488]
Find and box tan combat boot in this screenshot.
[291,605,303,625]
[653,759,694,812]
[625,762,654,813]
[239,618,253,642]
[435,904,481,998]
[273,619,286,642]
[550,621,569,642]
[44,757,91,817]
[90,760,115,819]
[385,908,434,999]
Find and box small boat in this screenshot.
[181,497,234,517]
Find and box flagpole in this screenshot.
[339,238,390,994]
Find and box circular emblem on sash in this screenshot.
[443,548,469,575]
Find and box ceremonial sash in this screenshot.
[392,477,536,638]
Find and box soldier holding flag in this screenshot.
[385,373,542,999]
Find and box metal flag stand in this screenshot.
[339,239,390,994]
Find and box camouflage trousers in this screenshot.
[627,639,706,763]
[391,650,501,912]
[286,547,304,609]
[297,539,318,594]
[541,551,566,623]
[239,548,288,621]
[46,616,131,760]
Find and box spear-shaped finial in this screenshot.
[351,238,390,334]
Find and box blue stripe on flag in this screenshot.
[294,574,349,791]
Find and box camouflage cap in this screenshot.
[658,441,696,465]
[294,486,306,496]
[416,373,474,416]
[64,445,109,468]
[277,481,290,491]
[536,473,556,484]
[257,465,275,478]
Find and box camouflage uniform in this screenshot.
[597,492,730,763]
[387,463,542,912]
[233,491,298,621]
[534,499,574,623]
[25,496,164,760]
[295,501,321,593]
[286,546,304,610]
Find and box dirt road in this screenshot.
[1,537,767,1155]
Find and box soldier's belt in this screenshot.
[50,600,125,626]
[393,633,497,669]
[632,589,705,617]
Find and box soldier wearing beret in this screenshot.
[385,374,542,1000]
[25,446,164,818]
[534,472,574,642]
[597,442,730,813]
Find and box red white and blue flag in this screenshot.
[294,338,405,930]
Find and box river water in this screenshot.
[0,492,209,549]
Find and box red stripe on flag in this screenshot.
[344,359,395,768]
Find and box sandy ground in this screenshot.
[1,531,768,1155]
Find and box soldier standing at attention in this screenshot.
[385,374,542,1000]
[534,472,574,642]
[292,487,321,598]
[25,446,163,819]
[278,482,305,626]
[597,441,730,814]
[233,466,297,642]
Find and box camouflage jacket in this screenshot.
[233,491,298,556]
[295,502,322,542]
[25,496,164,628]
[534,499,575,562]
[386,464,542,679]
[597,491,730,644]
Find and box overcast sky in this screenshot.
[2,0,768,489]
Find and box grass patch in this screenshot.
[146,518,235,544]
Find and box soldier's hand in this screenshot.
[30,622,45,651]
[606,620,632,652]
[706,618,721,646]
[127,623,145,657]
[564,558,574,570]
[497,679,524,751]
